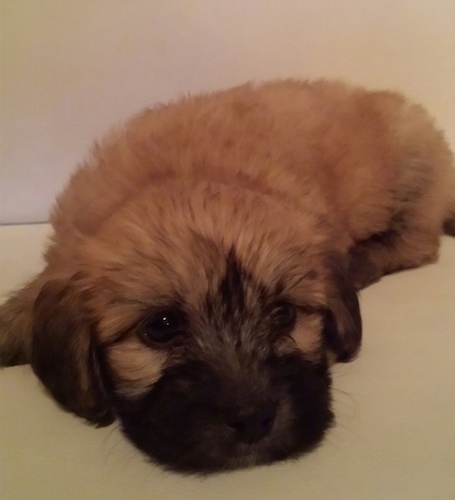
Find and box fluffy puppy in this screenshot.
[1,80,454,473]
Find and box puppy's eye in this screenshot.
[269,301,297,333]
[141,311,185,345]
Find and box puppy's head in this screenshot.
[31,183,361,473]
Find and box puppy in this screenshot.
[1,80,454,474]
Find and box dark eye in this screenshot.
[269,301,297,333]
[140,310,185,345]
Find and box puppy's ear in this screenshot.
[31,277,114,426]
[323,254,362,362]
[0,275,44,366]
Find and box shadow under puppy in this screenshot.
[1,80,455,474]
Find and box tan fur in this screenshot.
[290,314,324,360]
[1,79,454,424]
[106,338,166,398]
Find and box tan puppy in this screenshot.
[1,80,455,473]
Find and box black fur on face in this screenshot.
[106,251,334,474]
[115,355,332,474]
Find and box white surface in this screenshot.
[2,0,455,223]
[1,223,454,499]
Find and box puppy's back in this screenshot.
[50,80,455,247]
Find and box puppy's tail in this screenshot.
[0,275,43,366]
[444,210,455,236]
[444,203,455,237]
[443,176,455,236]
[442,147,455,236]
[443,171,455,235]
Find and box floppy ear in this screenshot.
[322,254,362,362]
[0,275,44,366]
[31,278,114,426]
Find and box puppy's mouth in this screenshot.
[113,355,333,474]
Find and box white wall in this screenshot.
[1,0,455,224]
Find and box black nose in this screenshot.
[227,407,276,444]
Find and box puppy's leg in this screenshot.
[348,224,440,289]
[349,99,455,289]
[348,167,454,289]
[349,186,455,290]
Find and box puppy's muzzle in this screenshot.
[226,403,277,444]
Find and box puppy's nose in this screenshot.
[227,407,276,444]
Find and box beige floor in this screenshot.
[1,223,455,499]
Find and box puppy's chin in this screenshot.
[113,352,333,474]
